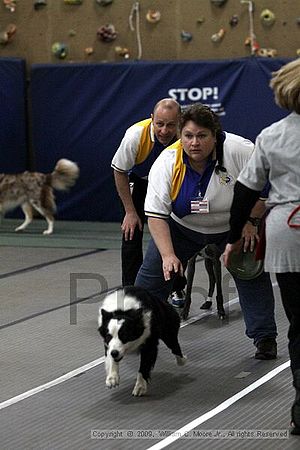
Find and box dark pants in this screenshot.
[121,174,148,286]
[135,218,277,344]
[276,272,300,374]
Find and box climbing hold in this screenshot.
[3,0,17,12]
[210,0,227,6]
[51,42,68,59]
[34,0,47,9]
[229,14,239,27]
[211,28,226,43]
[260,9,276,27]
[0,32,8,44]
[84,47,94,55]
[115,46,130,59]
[68,29,76,36]
[146,10,161,23]
[0,23,16,44]
[244,35,260,53]
[64,0,82,4]
[95,0,113,5]
[197,17,205,24]
[97,24,117,42]
[257,47,277,58]
[181,30,193,42]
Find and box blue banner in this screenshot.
[0,58,27,173]
[30,58,291,222]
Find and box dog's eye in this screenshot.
[104,334,112,344]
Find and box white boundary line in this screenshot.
[0,284,278,411]
[0,357,105,410]
[146,360,290,450]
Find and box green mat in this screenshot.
[0,219,150,249]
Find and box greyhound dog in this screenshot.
[181,244,225,321]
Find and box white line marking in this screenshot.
[0,357,105,410]
[0,282,279,411]
[146,360,291,450]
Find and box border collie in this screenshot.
[0,159,79,235]
[98,286,187,396]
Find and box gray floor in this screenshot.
[0,219,299,449]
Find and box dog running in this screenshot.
[98,286,187,396]
[0,159,79,235]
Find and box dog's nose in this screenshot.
[111,350,119,360]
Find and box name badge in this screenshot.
[191,197,209,214]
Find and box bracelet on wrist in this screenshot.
[247,217,261,227]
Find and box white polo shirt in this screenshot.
[145,132,254,234]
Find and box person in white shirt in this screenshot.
[135,103,277,360]
[111,98,180,287]
[224,58,300,435]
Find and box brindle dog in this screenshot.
[181,244,225,321]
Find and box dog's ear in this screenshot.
[98,308,112,328]
[101,308,112,320]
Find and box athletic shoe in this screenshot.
[255,338,277,360]
[171,290,185,308]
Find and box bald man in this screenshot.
[112,99,181,287]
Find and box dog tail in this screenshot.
[51,159,79,191]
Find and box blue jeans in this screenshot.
[233,272,277,345]
[135,218,277,344]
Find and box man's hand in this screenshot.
[242,222,260,252]
[114,170,141,240]
[121,211,142,241]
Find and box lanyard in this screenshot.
[287,205,300,228]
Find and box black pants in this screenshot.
[276,272,300,374]
[121,174,148,286]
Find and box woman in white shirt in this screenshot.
[224,58,300,435]
[135,103,277,361]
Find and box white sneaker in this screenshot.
[170,290,185,308]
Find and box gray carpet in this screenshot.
[0,221,299,449]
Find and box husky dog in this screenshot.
[98,286,187,396]
[0,159,79,234]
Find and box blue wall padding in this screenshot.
[30,58,290,222]
[0,57,27,173]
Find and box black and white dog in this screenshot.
[98,286,187,396]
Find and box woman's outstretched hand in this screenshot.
[162,255,184,281]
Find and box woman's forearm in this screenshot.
[228,181,260,243]
[148,217,175,257]
[148,217,183,280]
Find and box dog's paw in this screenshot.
[176,355,187,366]
[132,373,147,397]
[106,373,120,388]
[43,229,53,235]
[15,226,25,232]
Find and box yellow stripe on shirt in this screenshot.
[135,118,154,165]
[170,139,186,201]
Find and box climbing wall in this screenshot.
[0,0,299,65]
